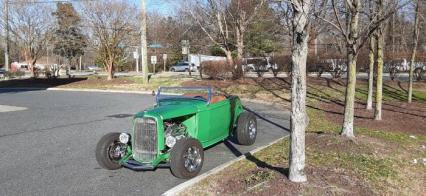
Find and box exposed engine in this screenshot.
[164,121,187,148]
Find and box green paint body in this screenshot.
[119,96,245,167]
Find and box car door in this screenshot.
[178,63,185,71]
[207,99,231,141]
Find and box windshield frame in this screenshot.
[156,86,213,104]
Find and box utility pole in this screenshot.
[141,0,148,83]
[3,0,10,71]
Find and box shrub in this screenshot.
[5,70,25,78]
[201,60,232,80]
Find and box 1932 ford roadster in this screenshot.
[95,87,257,179]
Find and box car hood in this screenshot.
[139,99,203,119]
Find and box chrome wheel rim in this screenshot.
[248,120,256,139]
[183,146,202,172]
[108,142,127,161]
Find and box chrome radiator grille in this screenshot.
[133,118,157,162]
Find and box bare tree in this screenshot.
[366,1,375,110]
[83,0,137,80]
[184,0,266,79]
[8,2,52,77]
[318,0,403,137]
[408,0,420,103]
[366,35,375,110]
[186,0,235,70]
[288,0,311,183]
[374,0,384,120]
[227,0,266,77]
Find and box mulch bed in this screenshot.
[320,98,426,135]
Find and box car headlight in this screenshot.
[165,135,176,148]
[119,133,130,144]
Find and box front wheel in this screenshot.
[170,138,204,179]
[95,132,127,170]
[235,111,257,145]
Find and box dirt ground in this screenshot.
[182,128,425,195]
[185,77,426,135]
[322,101,426,135]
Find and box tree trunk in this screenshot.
[288,0,310,183]
[366,37,375,110]
[374,0,384,120]
[408,0,419,103]
[106,59,114,80]
[224,50,234,69]
[341,0,360,138]
[375,32,384,120]
[236,26,244,60]
[235,27,244,79]
[342,50,357,137]
[198,54,203,79]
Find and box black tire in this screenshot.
[317,67,324,78]
[95,132,124,170]
[170,138,204,179]
[170,68,175,72]
[235,111,257,145]
[414,68,423,81]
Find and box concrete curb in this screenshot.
[162,135,290,196]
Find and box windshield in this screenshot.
[156,87,212,103]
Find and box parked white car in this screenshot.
[243,57,278,72]
[87,65,102,72]
[0,68,5,78]
[169,61,196,72]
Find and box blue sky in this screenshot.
[131,0,176,16]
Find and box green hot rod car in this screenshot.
[95,86,257,179]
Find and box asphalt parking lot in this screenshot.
[0,90,290,195]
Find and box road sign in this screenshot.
[162,54,167,60]
[151,56,157,64]
[133,51,139,59]
[182,47,189,55]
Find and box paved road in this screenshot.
[0,90,289,196]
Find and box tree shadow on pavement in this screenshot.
[224,140,288,176]
[0,78,87,94]
[243,106,290,132]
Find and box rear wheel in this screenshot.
[95,132,126,170]
[414,68,423,81]
[235,112,257,145]
[170,68,175,72]
[170,138,204,179]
